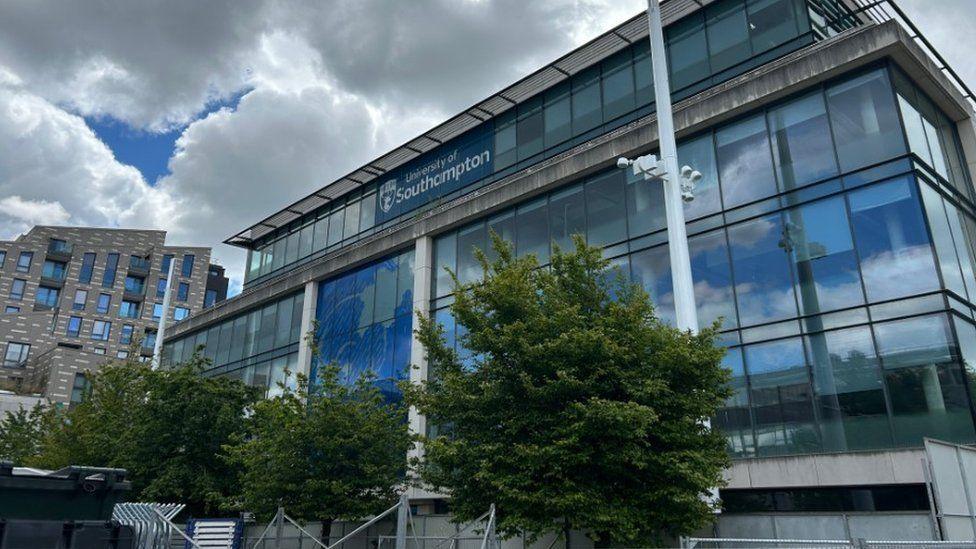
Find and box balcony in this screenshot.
[128,255,151,277]
[45,239,73,262]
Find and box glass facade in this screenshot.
[242,0,860,288]
[429,65,976,458]
[312,249,415,400]
[161,291,304,397]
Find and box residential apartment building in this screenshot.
[163,0,976,540]
[0,226,227,405]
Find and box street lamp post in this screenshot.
[618,0,700,334]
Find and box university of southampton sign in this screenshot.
[374,125,493,224]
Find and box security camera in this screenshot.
[690,170,703,184]
[681,189,695,203]
[617,157,633,169]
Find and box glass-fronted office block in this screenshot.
[161,291,304,396]
[312,249,415,400]
[241,0,861,288]
[429,65,976,458]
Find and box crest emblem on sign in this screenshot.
[379,180,397,213]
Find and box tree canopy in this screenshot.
[225,364,412,527]
[405,235,731,544]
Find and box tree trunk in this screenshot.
[563,518,570,549]
[320,518,333,546]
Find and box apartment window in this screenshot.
[124,275,146,294]
[73,289,87,311]
[78,252,96,283]
[0,250,6,268]
[67,316,83,337]
[42,260,67,281]
[35,286,59,308]
[174,307,190,321]
[4,306,19,313]
[96,293,111,314]
[102,253,120,287]
[161,254,174,273]
[91,320,111,341]
[3,342,30,367]
[119,300,141,319]
[70,373,89,406]
[143,331,157,350]
[120,324,134,345]
[156,278,167,298]
[9,279,26,300]
[181,254,195,277]
[16,252,32,273]
[93,347,106,355]
[177,282,189,301]
[152,302,164,321]
[116,350,129,359]
[204,289,217,308]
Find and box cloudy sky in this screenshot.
[0,0,972,295]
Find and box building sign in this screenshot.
[374,124,494,224]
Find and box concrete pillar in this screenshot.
[955,117,976,185]
[408,236,433,448]
[296,280,318,384]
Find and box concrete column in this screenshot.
[955,117,976,183]
[296,280,318,384]
[408,236,433,447]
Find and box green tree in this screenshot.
[0,403,54,464]
[33,353,259,515]
[405,235,731,544]
[225,362,412,537]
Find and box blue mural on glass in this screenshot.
[312,250,415,400]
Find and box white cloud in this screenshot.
[0,196,71,228]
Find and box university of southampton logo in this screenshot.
[379,179,397,213]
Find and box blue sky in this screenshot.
[86,90,251,185]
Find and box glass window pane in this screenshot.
[395,249,415,318]
[516,198,550,264]
[354,265,376,329]
[785,196,864,317]
[572,67,602,136]
[768,91,838,190]
[633,41,655,107]
[951,317,976,414]
[549,184,585,255]
[717,113,778,208]
[585,171,627,247]
[847,176,938,302]
[433,233,457,298]
[747,0,801,52]
[920,184,967,298]
[690,229,738,330]
[707,0,751,72]
[807,326,891,451]
[457,222,487,287]
[875,314,976,446]
[486,211,516,263]
[298,223,314,259]
[667,13,709,92]
[344,200,361,240]
[714,347,756,457]
[601,49,635,121]
[313,216,329,252]
[630,244,675,326]
[728,213,798,326]
[327,208,345,247]
[745,337,820,456]
[495,110,517,170]
[284,231,300,265]
[945,201,976,300]
[544,82,572,148]
[826,69,905,172]
[626,163,666,238]
[374,258,398,322]
[679,133,721,219]
[517,97,544,161]
[359,193,376,233]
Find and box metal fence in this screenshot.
[682,538,976,549]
